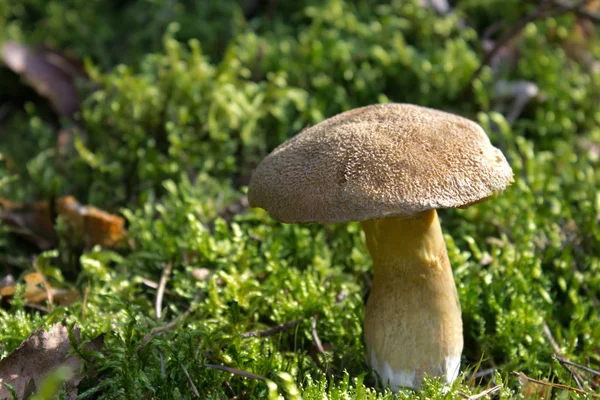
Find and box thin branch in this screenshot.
[542,322,562,354]
[543,322,587,390]
[222,380,236,398]
[555,356,600,378]
[136,319,180,351]
[24,303,49,313]
[512,371,593,396]
[240,318,303,339]
[203,363,267,381]
[137,292,202,351]
[474,367,496,379]
[568,364,585,391]
[181,363,200,398]
[458,384,503,400]
[554,0,600,22]
[463,0,592,98]
[155,261,173,320]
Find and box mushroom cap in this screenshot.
[248,103,513,224]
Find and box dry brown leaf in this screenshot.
[0,272,79,307]
[0,196,127,249]
[0,198,56,250]
[0,323,104,400]
[57,196,126,248]
[1,41,85,118]
[0,275,15,296]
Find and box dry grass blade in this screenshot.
[458,384,503,399]
[155,261,173,320]
[240,318,303,338]
[180,363,199,398]
[310,313,334,378]
[311,313,325,356]
[542,322,562,354]
[203,363,267,381]
[543,322,588,390]
[512,371,596,396]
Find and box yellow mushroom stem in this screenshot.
[361,209,463,391]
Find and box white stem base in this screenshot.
[368,349,460,391]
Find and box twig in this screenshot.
[458,384,503,399]
[155,261,173,320]
[311,313,326,356]
[203,363,267,381]
[137,320,180,351]
[555,356,600,378]
[240,318,303,339]
[137,292,202,351]
[542,322,562,354]
[222,380,236,398]
[474,367,496,379]
[542,322,587,390]
[24,303,49,313]
[568,363,585,391]
[463,0,592,98]
[512,371,593,396]
[553,0,600,22]
[181,363,200,398]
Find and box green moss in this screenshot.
[1,0,600,398]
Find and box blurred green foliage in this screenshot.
[1,0,600,398]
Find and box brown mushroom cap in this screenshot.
[248,103,513,224]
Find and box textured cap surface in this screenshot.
[248,103,513,223]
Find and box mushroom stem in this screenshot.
[361,209,462,391]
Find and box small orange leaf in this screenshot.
[1,196,127,249]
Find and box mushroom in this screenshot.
[248,103,513,391]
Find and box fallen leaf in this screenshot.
[0,323,103,400]
[0,198,56,250]
[0,272,78,308]
[57,196,127,248]
[1,41,85,118]
[0,196,127,250]
[0,275,15,296]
